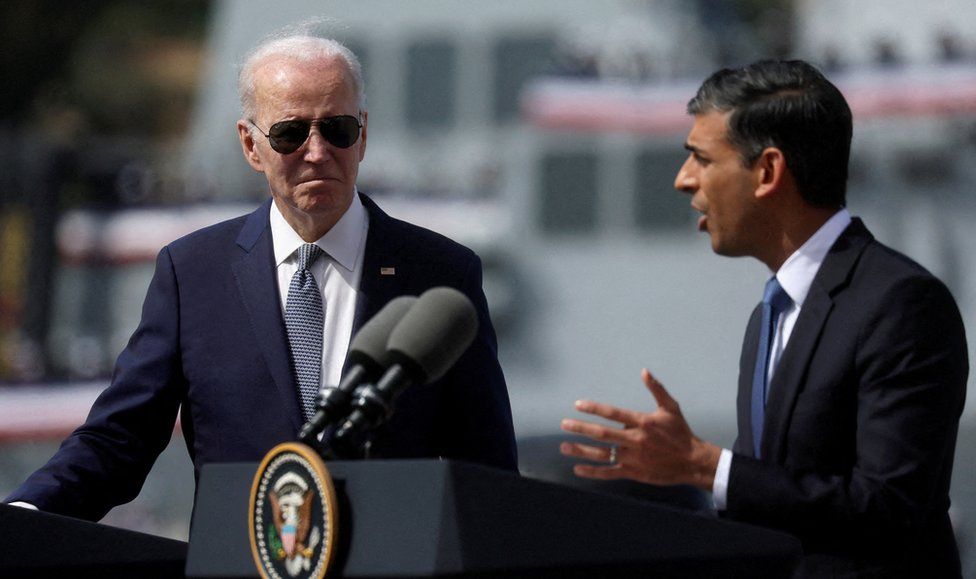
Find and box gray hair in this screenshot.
[238,29,367,121]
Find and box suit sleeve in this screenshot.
[4,247,186,521]
[437,253,518,471]
[726,275,967,540]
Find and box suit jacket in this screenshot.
[7,194,517,521]
[727,219,967,577]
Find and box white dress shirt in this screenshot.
[712,208,852,510]
[270,194,369,392]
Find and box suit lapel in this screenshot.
[760,219,873,462]
[352,194,409,337]
[762,284,832,461]
[231,200,304,431]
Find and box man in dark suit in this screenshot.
[560,60,967,577]
[5,31,517,522]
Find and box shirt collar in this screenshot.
[774,208,852,308]
[270,190,368,273]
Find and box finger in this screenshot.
[559,441,614,462]
[572,463,628,480]
[573,399,643,427]
[560,418,631,444]
[642,368,679,413]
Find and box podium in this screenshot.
[187,460,800,578]
[0,503,187,577]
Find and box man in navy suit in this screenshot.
[5,31,517,521]
[560,60,967,576]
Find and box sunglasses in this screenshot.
[250,115,362,154]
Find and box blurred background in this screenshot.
[1,0,974,572]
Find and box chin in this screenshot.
[709,236,735,256]
[712,243,751,259]
[301,191,354,214]
[708,236,724,254]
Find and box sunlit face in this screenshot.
[674,111,764,258]
[238,55,367,236]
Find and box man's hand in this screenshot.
[559,369,721,491]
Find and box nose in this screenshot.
[303,125,330,163]
[674,154,697,194]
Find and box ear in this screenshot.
[357,111,368,162]
[754,147,787,200]
[237,120,265,173]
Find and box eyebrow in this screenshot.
[684,143,701,154]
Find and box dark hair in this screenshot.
[687,60,852,208]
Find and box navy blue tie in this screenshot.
[751,277,792,458]
[284,243,325,421]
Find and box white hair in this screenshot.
[238,25,366,121]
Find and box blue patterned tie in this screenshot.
[285,243,325,421]
[751,276,792,458]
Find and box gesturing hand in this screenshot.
[559,369,721,491]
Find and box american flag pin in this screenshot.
[380,267,396,275]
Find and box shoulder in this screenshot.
[163,204,263,261]
[853,237,952,303]
[830,219,947,298]
[362,194,480,265]
[820,220,963,340]
[842,233,964,346]
[858,238,934,282]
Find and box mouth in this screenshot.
[299,176,339,185]
[691,205,707,231]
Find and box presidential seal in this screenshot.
[249,442,338,579]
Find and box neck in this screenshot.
[274,196,352,242]
[761,206,840,272]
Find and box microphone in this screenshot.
[297,295,417,444]
[329,287,479,458]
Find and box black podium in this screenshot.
[0,503,187,577]
[186,460,800,578]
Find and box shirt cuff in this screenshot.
[8,501,38,511]
[711,448,733,511]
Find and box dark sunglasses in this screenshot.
[250,115,362,154]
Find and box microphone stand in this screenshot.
[328,365,418,459]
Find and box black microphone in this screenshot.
[297,295,417,444]
[329,287,479,457]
